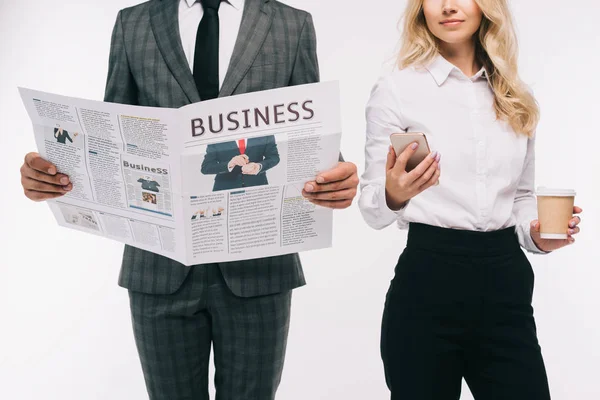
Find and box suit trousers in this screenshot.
[381,223,551,400]
[129,263,292,400]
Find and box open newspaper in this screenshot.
[19,82,341,265]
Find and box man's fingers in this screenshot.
[573,206,583,214]
[304,174,359,194]
[230,155,248,166]
[237,155,249,165]
[241,164,259,175]
[24,189,65,202]
[315,162,357,184]
[20,153,70,202]
[21,164,70,186]
[306,198,353,209]
[21,176,70,194]
[25,152,57,175]
[303,187,357,201]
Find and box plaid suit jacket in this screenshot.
[105,0,319,297]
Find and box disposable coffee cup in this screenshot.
[536,187,576,239]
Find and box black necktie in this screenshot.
[194,0,222,100]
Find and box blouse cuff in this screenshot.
[517,220,551,255]
[379,185,409,218]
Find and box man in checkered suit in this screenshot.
[20,0,359,399]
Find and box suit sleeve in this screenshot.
[289,13,319,87]
[201,144,230,175]
[289,13,344,162]
[258,136,280,172]
[104,10,138,105]
[65,131,73,143]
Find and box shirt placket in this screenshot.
[469,78,488,229]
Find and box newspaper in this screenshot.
[19,82,341,265]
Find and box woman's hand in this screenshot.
[385,143,440,210]
[530,206,583,252]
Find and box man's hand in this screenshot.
[530,206,583,252]
[228,154,249,170]
[21,152,72,201]
[241,162,261,175]
[302,162,359,209]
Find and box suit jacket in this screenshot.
[201,136,280,191]
[137,178,160,192]
[54,128,72,144]
[104,0,319,297]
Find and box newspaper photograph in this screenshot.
[19,82,341,265]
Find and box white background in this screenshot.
[1,1,599,399]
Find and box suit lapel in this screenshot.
[219,0,274,97]
[150,0,201,104]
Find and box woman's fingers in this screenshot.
[419,165,441,191]
[415,160,439,188]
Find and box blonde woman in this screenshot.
[359,0,583,398]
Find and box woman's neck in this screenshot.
[438,40,481,77]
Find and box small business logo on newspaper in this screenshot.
[123,160,169,175]
[191,100,315,137]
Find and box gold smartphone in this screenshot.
[390,132,431,172]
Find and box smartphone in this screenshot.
[390,132,431,172]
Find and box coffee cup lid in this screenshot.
[536,187,576,197]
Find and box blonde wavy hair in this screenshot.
[398,0,539,137]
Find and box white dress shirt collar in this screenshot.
[425,54,487,86]
[179,0,245,88]
[184,0,243,10]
